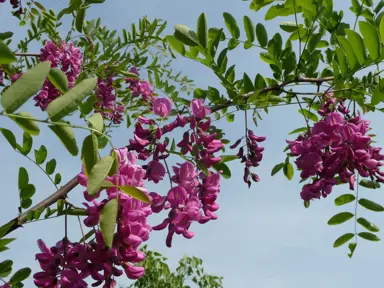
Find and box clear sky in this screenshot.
[2,0,384,287]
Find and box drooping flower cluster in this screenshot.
[33,148,152,286]
[287,95,384,201]
[230,129,266,188]
[125,67,155,101]
[150,162,221,247]
[95,77,124,124]
[34,41,83,110]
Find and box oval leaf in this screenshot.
[49,124,78,156]
[81,133,99,176]
[87,113,104,133]
[0,260,13,277]
[359,21,381,60]
[243,16,255,43]
[357,217,380,232]
[87,156,115,196]
[334,194,356,206]
[1,61,51,113]
[76,8,86,33]
[358,198,384,212]
[174,24,200,46]
[333,233,354,248]
[120,186,151,204]
[47,78,97,122]
[359,179,380,189]
[100,198,118,248]
[223,12,240,39]
[283,162,294,180]
[197,13,208,49]
[9,111,40,136]
[358,232,380,241]
[271,163,284,176]
[256,23,268,48]
[48,68,68,93]
[328,212,354,225]
[345,29,367,65]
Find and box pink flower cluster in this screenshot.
[95,77,124,124]
[125,67,155,101]
[287,95,384,201]
[230,129,266,187]
[150,163,221,247]
[33,148,152,286]
[34,41,83,110]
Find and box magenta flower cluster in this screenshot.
[95,77,124,124]
[125,67,155,101]
[287,95,384,201]
[33,148,152,287]
[34,41,83,110]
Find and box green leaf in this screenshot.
[17,132,32,155]
[20,184,35,199]
[54,173,61,185]
[120,186,152,203]
[359,21,381,61]
[243,16,255,43]
[357,217,380,232]
[1,61,51,113]
[49,124,78,156]
[335,47,349,75]
[358,198,384,212]
[333,233,354,248]
[100,198,118,248]
[0,260,13,277]
[223,12,240,39]
[48,68,68,93]
[380,15,384,46]
[45,159,56,175]
[174,24,200,46]
[371,79,384,105]
[0,42,17,64]
[0,32,13,41]
[87,156,115,196]
[271,163,284,176]
[81,133,99,176]
[197,13,208,49]
[220,155,239,163]
[87,113,104,133]
[212,162,231,179]
[0,128,17,148]
[226,113,234,122]
[166,35,186,56]
[283,161,294,180]
[21,198,32,209]
[348,242,357,258]
[47,78,97,122]
[358,232,380,241]
[118,70,139,78]
[18,167,28,190]
[34,145,47,164]
[328,212,354,225]
[334,194,356,206]
[0,221,15,239]
[288,127,307,135]
[359,179,381,189]
[76,8,86,33]
[9,267,31,285]
[337,36,358,69]
[345,29,367,65]
[256,23,268,47]
[9,111,40,136]
[279,21,297,32]
[243,73,254,93]
[108,150,119,177]
[298,108,318,122]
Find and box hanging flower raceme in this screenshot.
[125,67,155,101]
[34,41,83,110]
[95,77,124,124]
[34,148,152,286]
[287,95,384,201]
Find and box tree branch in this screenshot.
[3,176,79,237]
[14,53,40,57]
[0,76,334,237]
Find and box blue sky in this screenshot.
[2,0,384,287]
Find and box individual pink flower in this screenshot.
[146,160,166,183]
[152,97,173,117]
[191,99,210,119]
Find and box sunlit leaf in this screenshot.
[120,186,151,203]
[328,212,354,225]
[49,124,78,156]
[100,199,118,248]
[87,156,115,196]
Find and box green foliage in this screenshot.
[128,246,223,288]
[100,199,118,248]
